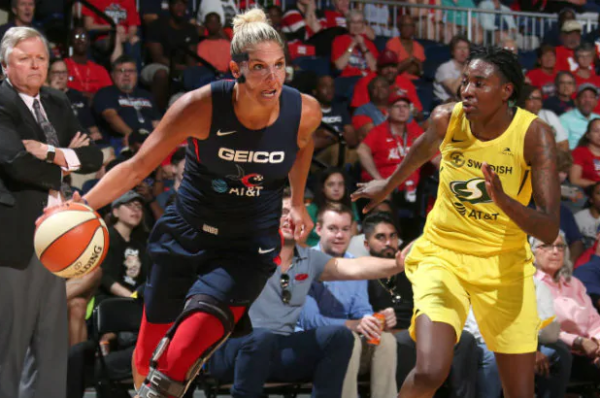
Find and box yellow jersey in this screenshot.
[423,102,538,256]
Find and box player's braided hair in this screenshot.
[467,46,524,107]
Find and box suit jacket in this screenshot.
[0,80,103,268]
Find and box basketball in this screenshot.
[34,203,109,278]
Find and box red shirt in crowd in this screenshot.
[331,34,379,77]
[526,68,556,98]
[323,10,346,28]
[574,71,600,87]
[555,46,577,72]
[65,58,112,94]
[82,0,140,30]
[281,8,323,40]
[572,146,600,182]
[351,72,423,111]
[360,120,423,188]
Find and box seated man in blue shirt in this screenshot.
[207,190,405,398]
[93,55,161,153]
[298,203,398,398]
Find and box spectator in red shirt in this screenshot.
[385,15,425,80]
[526,44,557,99]
[331,10,378,78]
[351,50,423,120]
[570,119,600,188]
[281,0,323,43]
[82,0,141,43]
[64,27,112,100]
[555,20,583,72]
[357,93,423,201]
[352,76,390,140]
[574,43,600,88]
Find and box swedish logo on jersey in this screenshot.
[450,178,492,205]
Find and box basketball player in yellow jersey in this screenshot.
[352,47,560,398]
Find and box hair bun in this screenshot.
[233,8,269,35]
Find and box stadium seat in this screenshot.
[374,35,388,53]
[422,44,451,81]
[518,50,538,71]
[414,79,436,117]
[293,56,332,76]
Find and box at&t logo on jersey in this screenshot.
[450,178,499,221]
[212,165,266,197]
[218,148,285,164]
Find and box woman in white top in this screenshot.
[518,84,569,151]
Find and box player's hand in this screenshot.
[22,140,48,161]
[357,315,382,340]
[482,162,509,207]
[394,247,408,273]
[36,192,85,226]
[380,307,397,330]
[534,351,550,377]
[289,204,313,242]
[351,179,390,214]
[68,132,90,149]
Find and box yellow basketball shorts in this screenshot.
[404,237,540,354]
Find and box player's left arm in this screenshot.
[288,94,322,241]
[482,119,560,244]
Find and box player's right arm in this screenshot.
[351,103,453,213]
[82,86,213,210]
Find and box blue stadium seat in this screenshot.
[293,56,332,77]
[518,50,538,71]
[414,79,436,117]
[374,36,388,53]
[422,44,451,82]
[334,76,362,103]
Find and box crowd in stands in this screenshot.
[6,0,600,395]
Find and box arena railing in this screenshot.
[231,0,597,49]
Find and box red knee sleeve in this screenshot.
[135,309,174,376]
[154,305,246,382]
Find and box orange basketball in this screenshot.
[34,203,109,278]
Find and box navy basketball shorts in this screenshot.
[143,207,281,330]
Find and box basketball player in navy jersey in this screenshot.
[68,8,322,398]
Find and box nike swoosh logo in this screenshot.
[451,138,465,143]
[258,247,275,254]
[217,130,237,136]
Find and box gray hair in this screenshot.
[346,9,364,24]
[530,230,572,282]
[0,27,49,72]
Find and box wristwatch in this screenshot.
[46,145,56,163]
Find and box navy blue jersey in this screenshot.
[176,80,302,237]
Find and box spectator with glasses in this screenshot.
[48,59,102,142]
[299,204,398,398]
[93,55,161,153]
[534,231,600,384]
[207,190,406,397]
[543,71,576,116]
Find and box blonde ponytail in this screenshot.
[231,8,283,59]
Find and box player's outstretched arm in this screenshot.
[351,103,453,213]
[320,250,405,281]
[288,94,322,241]
[83,88,212,210]
[482,119,560,244]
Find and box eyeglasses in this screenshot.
[50,70,68,76]
[123,201,143,210]
[116,68,137,75]
[537,243,566,251]
[280,273,292,304]
[73,33,88,41]
[527,96,543,101]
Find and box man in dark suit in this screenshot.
[0,26,102,398]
